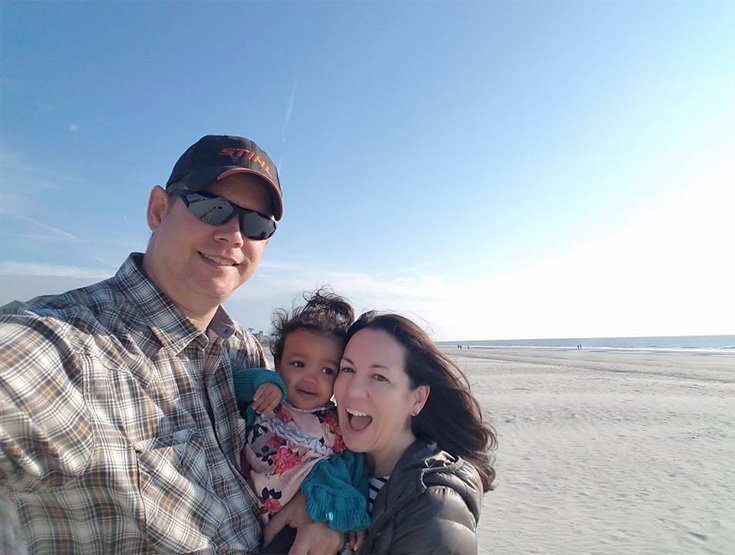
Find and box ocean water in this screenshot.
[437,335,735,353]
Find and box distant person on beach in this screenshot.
[233,289,370,552]
[265,312,497,554]
[0,135,323,553]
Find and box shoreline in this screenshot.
[442,345,735,355]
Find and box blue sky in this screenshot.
[1,1,733,340]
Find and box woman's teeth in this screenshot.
[346,408,373,431]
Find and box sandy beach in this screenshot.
[445,348,735,554]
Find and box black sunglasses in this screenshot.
[174,191,277,240]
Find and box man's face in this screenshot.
[144,173,274,319]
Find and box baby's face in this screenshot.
[276,329,342,410]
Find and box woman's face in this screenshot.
[334,328,428,476]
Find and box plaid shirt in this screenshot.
[0,253,265,553]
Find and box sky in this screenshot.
[1,1,734,341]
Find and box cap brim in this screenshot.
[179,166,283,220]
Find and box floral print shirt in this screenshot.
[243,401,345,522]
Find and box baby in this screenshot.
[233,288,369,546]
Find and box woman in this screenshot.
[264,311,496,554]
[336,311,496,553]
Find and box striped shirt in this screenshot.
[368,476,389,513]
[0,253,265,554]
[340,475,389,555]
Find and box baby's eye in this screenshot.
[290,360,305,368]
[321,367,336,376]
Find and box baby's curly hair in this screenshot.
[270,287,355,367]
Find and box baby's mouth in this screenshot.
[295,383,318,397]
[346,408,373,431]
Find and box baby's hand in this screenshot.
[346,530,365,552]
[253,382,282,415]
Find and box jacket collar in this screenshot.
[371,439,482,525]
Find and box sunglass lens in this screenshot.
[187,197,234,226]
[240,211,276,240]
[183,193,275,240]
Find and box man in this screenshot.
[0,135,288,553]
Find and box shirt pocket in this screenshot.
[134,428,226,552]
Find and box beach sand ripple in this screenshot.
[446,348,735,554]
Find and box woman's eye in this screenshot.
[372,374,388,383]
[339,366,354,374]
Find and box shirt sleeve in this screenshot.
[231,367,287,426]
[0,317,93,488]
[301,450,371,532]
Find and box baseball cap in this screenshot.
[166,135,283,220]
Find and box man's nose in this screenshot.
[214,215,244,246]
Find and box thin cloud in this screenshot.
[229,259,451,337]
[281,78,298,143]
[242,260,447,304]
[0,147,70,215]
[0,146,76,184]
[0,147,61,179]
[0,261,110,279]
[6,214,79,241]
[231,178,735,342]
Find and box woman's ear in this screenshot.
[147,186,170,232]
[411,385,430,416]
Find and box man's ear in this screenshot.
[147,186,170,232]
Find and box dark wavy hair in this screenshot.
[270,287,355,367]
[344,312,497,491]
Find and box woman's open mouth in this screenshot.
[346,408,373,431]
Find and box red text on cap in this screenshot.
[219,147,273,178]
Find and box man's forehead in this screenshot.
[206,174,274,215]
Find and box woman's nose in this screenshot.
[343,375,368,398]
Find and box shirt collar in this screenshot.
[208,306,241,341]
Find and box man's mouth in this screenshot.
[200,253,238,266]
[346,408,373,431]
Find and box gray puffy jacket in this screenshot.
[358,439,483,555]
